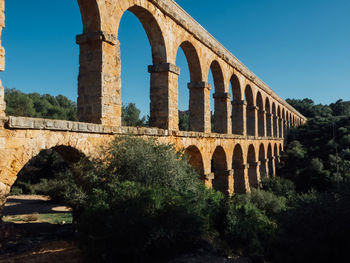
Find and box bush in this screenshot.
[217,194,278,257]
[73,136,224,262]
[261,177,296,200]
[250,189,287,218]
[271,191,350,263]
[96,136,202,193]
[78,181,210,262]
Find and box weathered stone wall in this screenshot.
[0,116,284,200]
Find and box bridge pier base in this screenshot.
[76,32,121,126]
[149,63,180,130]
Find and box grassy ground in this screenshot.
[2,212,72,224]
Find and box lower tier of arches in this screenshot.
[0,116,284,211]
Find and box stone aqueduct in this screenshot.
[0,0,306,206]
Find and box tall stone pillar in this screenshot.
[258,109,266,137]
[232,100,246,136]
[233,163,250,194]
[0,0,5,118]
[266,113,273,137]
[188,81,211,133]
[149,63,180,130]
[213,92,231,134]
[76,31,121,126]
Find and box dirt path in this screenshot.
[0,195,77,261]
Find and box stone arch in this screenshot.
[245,85,256,136]
[267,143,274,176]
[118,5,167,65]
[1,143,88,205]
[176,41,203,131]
[265,97,272,137]
[231,74,244,135]
[211,146,229,195]
[210,60,228,133]
[117,4,170,129]
[232,144,247,194]
[185,145,204,176]
[177,41,202,82]
[247,145,259,188]
[259,144,267,179]
[256,92,265,137]
[272,102,277,137]
[77,0,101,33]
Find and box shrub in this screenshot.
[73,136,224,262]
[78,181,211,263]
[217,194,278,257]
[97,136,201,193]
[250,189,287,218]
[271,191,350,263]
[261,176,296,199]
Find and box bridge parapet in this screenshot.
[6,116,286,141]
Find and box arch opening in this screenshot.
[2,145,87,236]
[185,146,204,176]
[232,144,246,194]
[230,74,244,135]
[211,147,229,195]
[272,102,278,137]
[210,61,227,134]
[267,144,274,177]
[176,41,204,132]
[247,145,259,188]
[259,144,267,179]
[265,98,272,137]
[256,92,264,137]
[118,6,168,129]
[245,85,256,136]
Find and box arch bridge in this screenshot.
[0,0,306,207]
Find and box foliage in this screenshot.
[281,116,350,192]
[121,103,147,127]
[5,88,78,120]
[286,98,332,118]
[79,181,208,262]
[261,176,296,200]
[271,190,350,263]
[217,193,279,257]
[30,136,224,262]
[10,149,71,195]
[179,110,189,131]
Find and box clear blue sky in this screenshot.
[1,0,349,117]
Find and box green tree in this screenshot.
[121,103,146,127]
